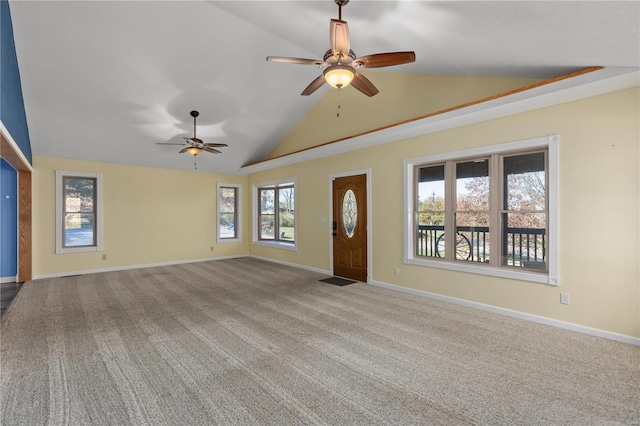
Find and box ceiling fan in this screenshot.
[157,110,228,157]
[266,0,415,97]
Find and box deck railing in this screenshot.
[416,224,546,269]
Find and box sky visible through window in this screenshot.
[419,180,470,204]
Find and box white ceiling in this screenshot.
[9,1,640,175]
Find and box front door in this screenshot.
[332,174,367,282]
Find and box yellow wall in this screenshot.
[33,157,249,276]
[268,72,542,159]
[250,87,640,338]
[31,87,639,338]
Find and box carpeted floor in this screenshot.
[1,258,639,425]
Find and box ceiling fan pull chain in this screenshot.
[337,87,342,118]
[194,156,197,170]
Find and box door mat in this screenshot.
[319,277,356,286]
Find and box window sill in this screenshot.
[252,240,297,251]
[218,238,241,244]
[405,257,557,285]
[56,246,101,254]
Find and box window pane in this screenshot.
[417,165,445,258]
[456,160,489,211]
[260,214,275,239]
[260,189,274,214]
[418,165,445,217]
[455,212,490,263]
[278,220,294,241]
[64,178,95,212]
[278,187,295,242]
[63,177,96,248]
[219,187,237,239]
[219,187,236,214]
[219,213,236,239]
[257,184,295,243]
[503,152,546,211]
[501,212,547,270]
[64,213,95,246]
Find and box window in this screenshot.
[56,171,102,253]
[253,179,296,248]
[217,184,241,241]
[405,136,558,285]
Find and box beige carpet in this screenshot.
[1,258,638,425]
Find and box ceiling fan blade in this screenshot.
[204,143,228,147]
[350,73,379,97]
[352,51,416,69]
[266,56,325,66]
[203,147,221,154]
[179,147,189,153]
[330,19,350,57]
[184,137,205,144]
[156,143,185,146]
[301,75,327,96]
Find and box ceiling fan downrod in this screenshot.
[190,110,199,139]
[335,0,348,20]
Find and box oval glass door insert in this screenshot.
[342,189,357,238]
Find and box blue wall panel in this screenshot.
[0,158,18,278]
[1,0,32,163]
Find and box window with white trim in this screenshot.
[56,171,103,253]
[253,179,296,249]
[404,136,558,285]
[217,184,241,241]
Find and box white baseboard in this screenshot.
[249,255,332,276]
[1,276,18,284]
[369,279,640,347]
[32,254,329,281]
[32,255,249,280]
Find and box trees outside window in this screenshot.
[406,135,557,284]
[255,181,295,245]
[63,177,97,247]
[415,151,547,270]
[218,185,240,240]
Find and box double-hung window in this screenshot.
[56,171,103,253]
[405,136,557,284]
[217,184,241,241]
[253,179,296,248]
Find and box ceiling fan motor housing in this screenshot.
[324,48,356,64]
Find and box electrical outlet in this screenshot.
[393,267,400,276]
[102,254,107,260]
[560,293,570,305]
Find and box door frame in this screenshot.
[1,128,33,283]
[328,168,372,283]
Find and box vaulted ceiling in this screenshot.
[9,1,640,174]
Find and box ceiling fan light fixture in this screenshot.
[187,147,202,156]
[324,65,354,88]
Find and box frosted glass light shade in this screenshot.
[187,147,202,156]
[323,65,354,88]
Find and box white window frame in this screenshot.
[404,135,558,285]
[55,170,103,254]
[217,183,241,243]
[252,177,297,251]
